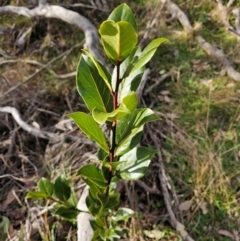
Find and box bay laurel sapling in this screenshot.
[27,3,167,240]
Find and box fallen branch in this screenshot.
[161,0,240,81]
[0,4,103,63]
[136,179,161,195]
[0,106,95,146]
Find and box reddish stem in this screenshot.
[107,60,121,191]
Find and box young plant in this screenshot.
[27,3,167,240]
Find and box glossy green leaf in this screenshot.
[102,193,120,211]
[111,47,141,92]
[97,147,108,161]
[102,161,121,172]
[118,66,144,101]
[67,112,109,152]
[117,147,156,180]
[84,178,104,199]
[99,20,137,62]
[38,177,53,197]
[86,191,102,216]
[76,55,112,112]
[77,164,108,188]
[95,193,109,213]
[82,49,112,91]
[108,3,137,32]
[92,92,138,124]
[54,176,71,202]
[95,218,105,229]
[92,229,101,240]
[130,38,168,75]
[54,206,79,222]
[26,191,48,200]
[99,229,121,240]
[115,126,143,156]
[67,190,78,207]
[119,47,141,79]
[114,208,134,222]
[116,108,159,155]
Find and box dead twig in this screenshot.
[136,179,161,195]
[0,106,95,146]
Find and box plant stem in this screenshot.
[107,61,121,191]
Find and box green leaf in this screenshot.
[84,178,104,199]
[108,3,137,32]
[76,55,112,112]
[116,147,156,180]
[115,126,143,156]
[130,38,168,75]
[81,49,112,91]
[112,47,145,101]
[102,161,121,172]
[38,177,53,197]
[67,112,109,152]
[99,228,121,240]
[116,108,159,155]
[99,20,138,63]
[97,147,108,161]
[67,190,78,207]
[119,47,141,78]
[118,66,144,101]
[95,218,105,229]
[86,191,102,216]
[54,206,79,222]
[114,208,134,222]
[26,191,48,199]
[102,193,120,211]
[92,92,138,124]
[76,164,108,189]
[54,176,71,202]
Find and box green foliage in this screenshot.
[67,112,109,152]
[27,3,166,240]
[99,20,138,63]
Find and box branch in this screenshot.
[195,35,240,81]
[161,0,240,81]
[0,106,95,146]
[0,4,103,63]
[136,179,161,195]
